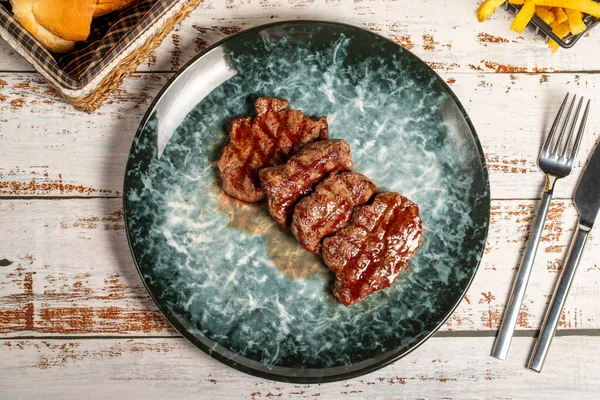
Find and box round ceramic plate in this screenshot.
[124,21,490,383]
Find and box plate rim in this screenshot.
[122,19,491,383]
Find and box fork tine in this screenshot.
[542,93,569,155]
[551,94,577,154]
[568,99,590,163]
[560,97,584,159]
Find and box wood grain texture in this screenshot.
[0,73,168,197]
[1,336,599,399]
[0,198,597,336]
[1,2,600,395]
[0,199,173,336]
[1,0,600,74]
[1,72,599,199]
[0,5,599,400]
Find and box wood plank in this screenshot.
[1,0,600,73]
[1,336,598,399]
[0,73,170,197]
[1,72,599,199]
[0,198,598,336]
[0,199,173,336]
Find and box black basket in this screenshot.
[505,1,599,48]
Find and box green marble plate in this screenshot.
[124,21,490,383]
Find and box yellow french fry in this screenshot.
[548,38,560,52]
[550,20,572,37]
[554,7,569,23]
[565,8,587,34]
[510,0,536,33]
[536,6,556,24]
[476,0,598,55]
[532,0,600,18]
[477,0,507,22]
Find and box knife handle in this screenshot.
[528,224,590,372]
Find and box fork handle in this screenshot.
[491,190,554,360]
[528,224,589,372]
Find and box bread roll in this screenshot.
[32,0,96,41]
[11,0,139,53]
[94,0,138,17]
[10,0,79,53]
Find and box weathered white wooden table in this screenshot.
[1,1,599,398]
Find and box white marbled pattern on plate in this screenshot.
[124,22,489,380]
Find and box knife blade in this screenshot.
[575,140,600,229]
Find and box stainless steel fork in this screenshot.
[491,94,589,360]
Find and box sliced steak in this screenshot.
[291,172,376,253]
[217,97,328,202]
[321,192,422,306]
[259,139,353,228]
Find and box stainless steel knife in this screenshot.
[528,138,600,372]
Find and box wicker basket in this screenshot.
[0,0,204,112]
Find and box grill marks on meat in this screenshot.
[259,139,353,228]
[217,99,423,306]
[217,97,328,202]
[291,172,376,253]
[322,192,422,306]
[218,117,259,201]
